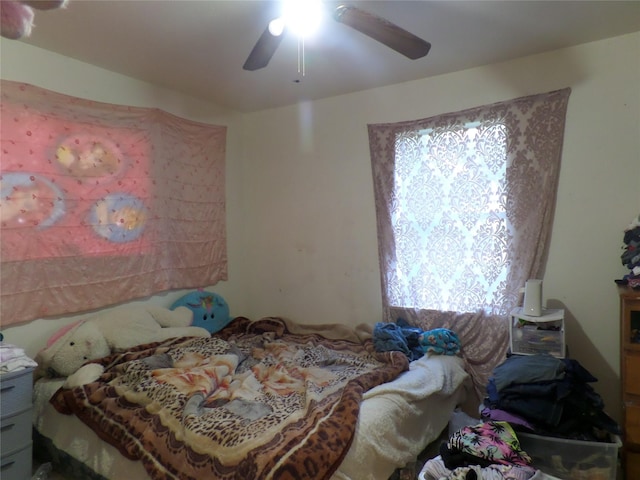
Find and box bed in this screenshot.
[32,316,471,480]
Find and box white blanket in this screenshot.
[332,354,471,480]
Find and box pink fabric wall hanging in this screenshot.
[0,81,228,326]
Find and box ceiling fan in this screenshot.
[243,3,431,71]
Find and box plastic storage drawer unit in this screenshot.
[0,367,35,480]
[509,307,565,358]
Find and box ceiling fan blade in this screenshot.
[243,25,285,71]
[333,5,431,60]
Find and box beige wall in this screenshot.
[239,32,640,422]
[2,33,639,422]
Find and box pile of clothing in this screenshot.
[420,354,620,479]
[420,421,538,480]
[481,354,620,441]
[0,340,37,373]
[620,213,640,288]
[372,318,461,361]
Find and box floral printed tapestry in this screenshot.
[0,81,227,326]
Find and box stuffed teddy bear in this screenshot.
[170,289,231,334]
[35,305,209,388]
[1,0,68,39]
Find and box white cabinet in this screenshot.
[1,367,34,480]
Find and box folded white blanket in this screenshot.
[332,354,471,480]
[364,353,470,401]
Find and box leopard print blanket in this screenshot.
[51,317,408,480]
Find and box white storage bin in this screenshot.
[418,431,620,480]
[518,432,621,479]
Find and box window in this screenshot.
[392,122,508,313]
[368,88,571,401]
[368,88,571,318]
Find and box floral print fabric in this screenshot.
[444,421,532,468]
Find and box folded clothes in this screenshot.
[0,342,27,362]
[485,354,621,440]
[481,407,535,431]
[0,342,37,373]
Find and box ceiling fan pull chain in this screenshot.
[302,37,306,77]
[297,36,306,77]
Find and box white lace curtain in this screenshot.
[368,88,571,401]
[0,81,228,326]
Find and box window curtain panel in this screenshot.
[0,81,227,326]
[368,88,571,401]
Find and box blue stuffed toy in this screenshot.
[170,289,231,334]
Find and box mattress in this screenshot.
[33,341,470,480]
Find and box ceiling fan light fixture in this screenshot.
[268,18,285,37]
[282,0,323,38]
[244,1,432,72]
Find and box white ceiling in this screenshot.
[17,0,640,113]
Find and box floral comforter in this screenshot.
[51,317,408,480]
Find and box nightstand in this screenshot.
[1,367,35,480]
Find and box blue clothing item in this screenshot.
[491,354,566,392]
[562,357,598,383]
[487,379,562,405]
[494,391,565,427]
[396,317,425,360]
[373,320,424,361]
[420,328,461,355]
[373,319,461,361]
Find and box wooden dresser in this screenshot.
[619,286,640,479]
[0,367,34,480]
